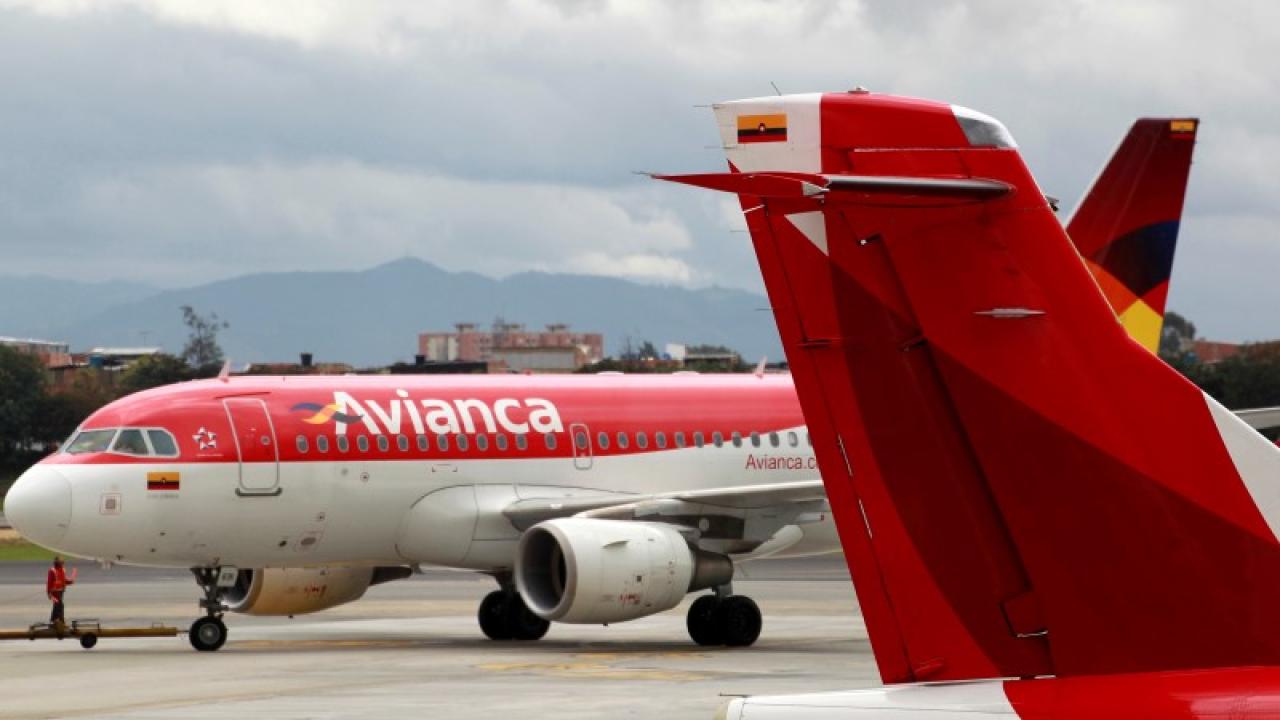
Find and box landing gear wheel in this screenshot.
[717,596,762,647]
[79,633,98,650]
[686,595,725,646]
[506,595,550,641]
[478,590,514,640]
[189,616,228,652]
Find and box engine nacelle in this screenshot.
[515,518,733,624]
[224,566,412,616]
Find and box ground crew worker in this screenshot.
[47,556,74,628]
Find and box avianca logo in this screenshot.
[292,403,364,425]
[293,392,564,436]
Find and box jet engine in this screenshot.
[515,518,733,624]
[223,566,412,616]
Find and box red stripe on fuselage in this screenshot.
[43,374,808,467]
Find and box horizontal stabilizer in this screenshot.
[653,172,1010,201]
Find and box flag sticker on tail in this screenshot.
[1170,119,1197,136]
[737,114,787,143]
[147,471,180,491]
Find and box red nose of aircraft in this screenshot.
[4,465,72,549]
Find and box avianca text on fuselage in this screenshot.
[304,392,565,436]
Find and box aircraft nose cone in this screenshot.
[4,466,72,549]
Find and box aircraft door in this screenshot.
[223,397,281,495]
[569,422,592,470]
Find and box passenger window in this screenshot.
[713,432,724,448]
[397,435,409,452]
[147,429,178,456]
[575,430,589,450]
[496,434,509,451]
[750,432,761,448]
[636,432,648,449]
[296,435,309,454]
[675,431,686,448]
[516,434,528,451]
[377,435,389,452]
[693,432,704,448]
[617,432,629,449]
[112,429,149,456]
[770,432,780,448]
[316,435,329,453]
[437,434,449,452]
[337,436,349,453]
[732,432,743,448]
[544,433,557,450]
[65,429,116,455]
[788,431,799,447]
[357,436,370,453]
[417,434,429,452]
[457,435,470,452]
[597,432,610,450]
[655,431,667,449]
[476,434,489,451]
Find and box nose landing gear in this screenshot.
[189,567,231,652]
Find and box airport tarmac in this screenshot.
[0,555,876,719]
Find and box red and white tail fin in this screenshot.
[658,93,1280,684]
[1069,118,1199,352]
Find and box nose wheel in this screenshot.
[189,567,231,652]
[686,592,762,647]
[478,587,550,641]
[189,616,228,652]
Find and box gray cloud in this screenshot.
[0,0,1277,340]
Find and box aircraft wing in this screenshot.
[503,479,830,555]
[1235,406,1280,431]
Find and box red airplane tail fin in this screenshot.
[659,93,1280,684]
[1069,118,1199,352]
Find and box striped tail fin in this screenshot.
[657,94,1280,685]
[1068,118,1199,352]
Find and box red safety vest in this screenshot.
[46,566,67,596]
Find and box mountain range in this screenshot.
[0,259,783,367]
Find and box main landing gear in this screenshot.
[189,568,230,652]
[686,585,762,647]
[478,577,550,641]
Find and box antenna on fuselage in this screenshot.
[217,359,231,383]
[754,356,767,378]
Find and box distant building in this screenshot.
[0,336,72,368]
[683,349,742,372]
[1192,340,1241,365]
[88,346,163,369]
[491,346,589,373]
[418,321,603,372]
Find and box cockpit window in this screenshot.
[65,429,116,455]
[147,429,179,456]
[112,429,150,456]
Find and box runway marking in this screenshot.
[233,638,425,650]
[476,661,710,682]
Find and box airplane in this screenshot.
[658,91,1280,717]
[2,114,1204,654]
[4,373,830,651]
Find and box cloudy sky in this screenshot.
[1,0,1277,341]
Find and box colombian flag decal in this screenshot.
[147,471,180,491]
[737,114,787,143]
